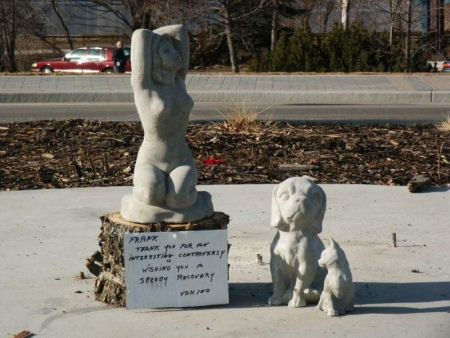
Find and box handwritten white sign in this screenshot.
[124,229,229,309]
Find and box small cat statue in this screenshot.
[317,238,354,316]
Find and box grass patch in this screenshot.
[215,101,274,133]
[436,114,450,132]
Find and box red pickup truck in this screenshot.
[31,46,131,73]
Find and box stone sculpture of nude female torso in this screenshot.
[120,25,213,223]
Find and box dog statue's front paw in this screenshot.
[304,288,321,303]
[267,295,283,306]
[327,309,339,317]
[288,293,306,308]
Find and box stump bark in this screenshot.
[87,211,230,306]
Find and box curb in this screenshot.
[0,90,448,104]
[189,90,436,105]
[432,91,450,105]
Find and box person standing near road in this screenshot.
[113,41,127,73]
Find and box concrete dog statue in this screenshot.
[318,238,354,316]
[268,176,327,307]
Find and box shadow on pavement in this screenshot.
[354,305,450,314]
[414,186,449,193]
[225,281,450,314]
[355,281,450,304]
[228,282,272,308]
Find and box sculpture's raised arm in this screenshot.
[131,29,154,89]
[131,25,189,90]
[153,24,189,80]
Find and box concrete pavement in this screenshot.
[1,184,449,337]
[0,74,450,104]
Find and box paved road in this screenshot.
[0,74,449,104]
[1,74,448,123]
[0,102,448,124]
[1,185,449,337]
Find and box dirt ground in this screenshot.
[0,119,448,190]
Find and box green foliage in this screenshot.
[248,49,271,72]
[267,28,322,72]
[324,23,378,72]
[269,31,290,71]
[251,22,426,73]
[285,28,315,72]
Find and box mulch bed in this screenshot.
[0,119,448,190]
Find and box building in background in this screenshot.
[419,0,450,32]
[419,0,449,54]
[446,1,450,30]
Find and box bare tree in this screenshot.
[0,0,50,71]
[88,0,150,31]
[221,1,239,72]
[297,0,316,30]
[88,0,197,32]
[269,0,299,51]
[0,0,35,71]
[321,0,335,33]
[270,0,280,51]
[202,0,268,73]
[269,0,318,51]
[373,0,403,46]
[0,0,18,71]
[371,0,425,70]
[388,0,403,46]
[336,0,351,30]
[50,0,74,50]
[405,0,412,72]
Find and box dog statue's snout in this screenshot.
[292,193,307,209]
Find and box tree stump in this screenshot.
[87,212,230,306]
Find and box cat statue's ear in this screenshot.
[325,238,337,249]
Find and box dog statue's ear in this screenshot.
[310,185,326,234]
[271,185,283,228]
